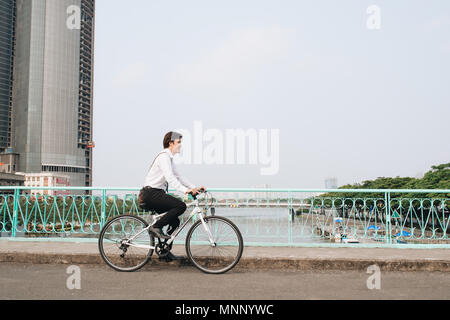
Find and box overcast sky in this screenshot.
[92,0,450,189]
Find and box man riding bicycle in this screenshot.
[140,131,206,261]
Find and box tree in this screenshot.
[321,163,450,198]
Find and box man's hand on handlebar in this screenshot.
[186,186,207,196]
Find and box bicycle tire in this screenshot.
[185,216,244,274]
[98,214,154,272]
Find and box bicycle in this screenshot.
[98,190,244,274]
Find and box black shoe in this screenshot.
[148,226,170,240]
[159,252,184,262]
[167,252,184,261]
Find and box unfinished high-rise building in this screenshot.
[0,0,16,152]
[8,0,95,190]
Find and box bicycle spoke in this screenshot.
[187,216,243,274]
[99,215,154,272]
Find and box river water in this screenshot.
[176,207,327,245]
[3,207,327,245]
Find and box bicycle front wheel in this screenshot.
[98,214,154,272]
[186,216,244,274]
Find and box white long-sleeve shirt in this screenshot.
[144,148,196,194]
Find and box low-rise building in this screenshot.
[18,172,71,196]
[0,173,25,194]
[0,152,19,174]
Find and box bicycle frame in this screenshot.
[123,193,215,250]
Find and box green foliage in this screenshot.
[322,163,450,199]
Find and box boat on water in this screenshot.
[334,233,360,243]
[342,237,360,244]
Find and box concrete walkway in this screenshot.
[0,239,449,271]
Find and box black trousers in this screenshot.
[141,187,187,234]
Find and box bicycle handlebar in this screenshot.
[188,189,207,200]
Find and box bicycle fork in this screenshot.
[198,213,216,247]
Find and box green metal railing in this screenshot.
[0,187,448,248]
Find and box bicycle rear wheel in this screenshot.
[98,214,154,272]
[186,216,243,274]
